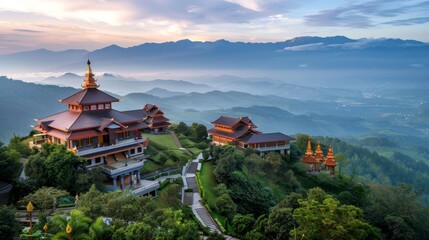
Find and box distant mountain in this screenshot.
[42,73,213,95]
[1,36,428,75]
[145,88,186,98]
[0,77,76,143]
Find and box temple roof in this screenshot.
[324,145,337,166]
[61,88,119,105]
[208,125,259,139]
[122,109,149,119]
[211,116,257,128]
[302,155,319,164]
[38,109,141,131]
[244,132,295,144]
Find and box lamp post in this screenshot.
[27,201,34,236]
[66,223,72,240]
[43,224,48,237]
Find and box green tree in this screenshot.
[202,150,210,160]
[20,187,68,212]
[264,152,282,171]
[365,184,429,240]
[232,214,255,236]
[0,142,21,182]
[291,188,381,240]
[49,209,92,240]
[265,206,294,240]
[8,136,31,157]
[215,193,237,220]
[25,144,94,194]
[0,205,19,240]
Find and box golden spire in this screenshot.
[305,137,313,156]
[324,145,336,166]
[82,59,99,89]
[327,145,335,159]
[315,141,323,154]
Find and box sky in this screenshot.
[0,0,428,54]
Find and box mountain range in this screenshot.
[1,36,428,77]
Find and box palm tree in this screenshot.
[49,209,92,240]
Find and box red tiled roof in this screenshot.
[61,88,119,105]
[302,155,319,164]
[208,125,258,139]
[152,116,170,123]
[211,116,257,128]
[38,109,141,131]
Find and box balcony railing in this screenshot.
[76,138,147,157]
[131,181,160,195]
[255,144,291,152]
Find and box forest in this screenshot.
[1,129,429,239]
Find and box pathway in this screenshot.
[169,130,193,156]
[182,153,221,233]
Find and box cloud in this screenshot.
[283,42,324,51]
[384,17,429,26]
[304,0,429,28]
[13,29,43,33]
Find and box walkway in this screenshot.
[169,130,193,156]
[182,153,221,233]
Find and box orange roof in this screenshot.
[315,141,324,161]
[82,60,99,89]
[305,137,313,156]
[324,145,337,166]
[302,155,319,164]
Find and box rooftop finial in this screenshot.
[82,60,99,89]
[305,137,313,156]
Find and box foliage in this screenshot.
[232,214,255,237]
[202,150,210,160]
[215,193,237,220]
[365,184,429,240]
[77,187,155,228]
[0,141,21,182]
[49,209,93,240]
[24,144,94,194]
[9,136,31,157]
[291,187,381,240]
[0,205,19,240]
[20,187,68,212]
[173,122,208,141]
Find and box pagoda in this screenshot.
[301,138,337,175]
[33,60,160,194]
[124,104,171,134]
[208,116,295,155]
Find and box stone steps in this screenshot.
[195,207,219,233]
[187,162,199,174]
[186,177,198,192]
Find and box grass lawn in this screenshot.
[199,162,217,206]
[154,181,182,209]
[199,162,233,233]
[142,133,178,149]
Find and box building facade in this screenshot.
[301,138,337,175]
[207,116,295,155]
[33,61,161,194]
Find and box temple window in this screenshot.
[105,103,111,109]
[77,139,83,148]
[87,138,92,145]
[98,104,104,110]
[83,106,89,111]
[91,105,97,110]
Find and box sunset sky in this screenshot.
[0,0,428,54]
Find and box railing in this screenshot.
[255,144,291,151]
[132,182,160,195]
[100,161,144,176]
[77,138,147,157]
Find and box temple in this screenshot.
[207,116,295,155]
[301,138,337,175]
[32,60,166,195]
[124,104,171,134]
